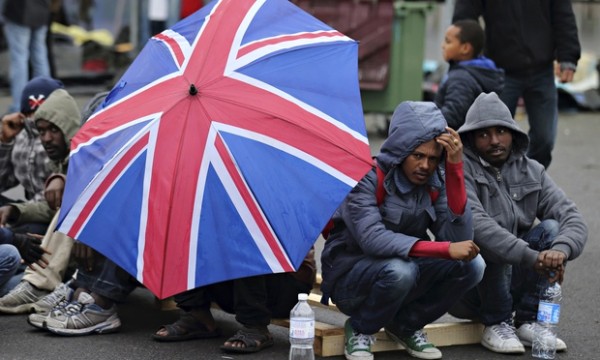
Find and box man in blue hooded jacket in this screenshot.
[321,101,485,360]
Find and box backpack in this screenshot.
[321,160,386,240]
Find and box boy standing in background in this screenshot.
[435,19,504,130]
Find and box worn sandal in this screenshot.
[220,328,274,353]
[152,311,220,342]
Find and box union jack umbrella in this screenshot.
[57,0,372,298]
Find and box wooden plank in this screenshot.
[273,319,483,357]
[274,289,483,357]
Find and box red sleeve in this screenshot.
[408,241,452,259]
[445,161,466,214]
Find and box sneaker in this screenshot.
[43,292,121,336]
[481,322,525,353]
[386,329,442,359]
[31,282,74,313]
[344,319,375,360]
[516,322,567,352]
[27,283,74,329]
[0,281,49,314]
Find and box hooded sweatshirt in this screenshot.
[458,92,587,268]
[435,56,505,130]
[321,102,473,293]
[11,89,81,225]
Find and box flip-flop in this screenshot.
[220,328,274,353]
[152,312,220,342]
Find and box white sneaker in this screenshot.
[481,322,525,354]
[31,282,74,313]
[517,323,567,352]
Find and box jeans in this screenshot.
[175,273,312,328]
[3,20,50,113]
[0,244,21,296]
[449,220,559,325]
[330,254,485,335]
[499,66,558,168]
[74,253,138,303]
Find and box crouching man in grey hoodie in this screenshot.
[451,92,588,354]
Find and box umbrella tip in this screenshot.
[189,84,198,95]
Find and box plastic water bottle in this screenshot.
[289,293,315,360]
[532,282,562,359]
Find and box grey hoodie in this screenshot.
[458,92,587,268]
[321,102,473,293]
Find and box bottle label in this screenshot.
[290,318,315,339]
[537,301,560,324]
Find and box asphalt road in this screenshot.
[1,90,599,359]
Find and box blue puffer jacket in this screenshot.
[435,57,504,130]
[320,102,474,295]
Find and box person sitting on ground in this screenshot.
[152,248,316,354]
[0,88,81,314]
[450,92,588,354]
[320,101,485,360]
[0,76,64,231]
[434,19,504,130]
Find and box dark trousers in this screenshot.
[175,273,312,328]
[450,220,559,325]
[74,254,138,303]
[330,255,485,336]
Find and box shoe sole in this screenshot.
[519,338,567,352]
[385,330,442,360]
[44,315,122,336]
[344,348,374,360]
[27,315,46,330]
[481,338,526,354]
[0,303,35,314]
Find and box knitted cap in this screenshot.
[20,76,64,114]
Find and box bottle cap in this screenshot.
[298,293,308,301]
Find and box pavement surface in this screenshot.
[1,86,599,360]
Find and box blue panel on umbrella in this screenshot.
[237,43,365,135]
[195,164,272,285]
[219,131,353,265]
[171,1,215,44]
[104,44,181,103]
[59,120,153,224]
[242,0,332,46]
[76,152,146,278]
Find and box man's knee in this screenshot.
[377,258,419,295]
[529,219,559,250]
[463,255,486,286]
[0,245,20,269]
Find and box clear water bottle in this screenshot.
[289,293,315,360]
[532,282,562,359]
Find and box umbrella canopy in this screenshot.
[58,0,372,299]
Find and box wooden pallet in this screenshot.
[273,317,483,357]
[271,276,484,357]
